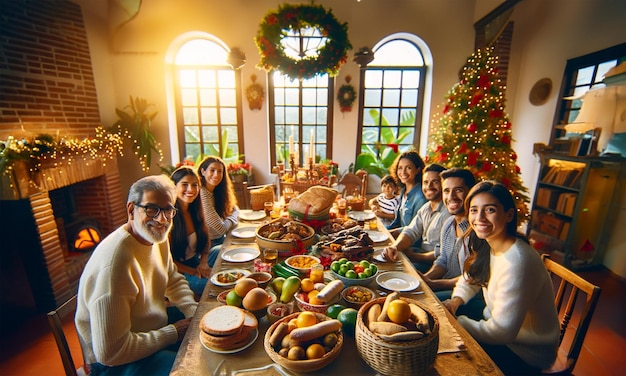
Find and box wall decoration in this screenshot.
[529,77,552,106]
[245,74,265,110]
[337,75,356,112]
[254,4,351,80]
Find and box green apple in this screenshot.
[225,290,243,307]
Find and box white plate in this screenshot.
[210,269,251,287]
[366,230,389,243]
[376,271,421,292]
[348,211,376,221]
[372,249,399,263]
[222,247,260,263]
[199,328,258,354]
[231,227,257,239]
[239,210,266,221]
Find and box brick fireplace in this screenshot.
[0,156,126,324]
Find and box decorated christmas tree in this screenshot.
[426,48,529,225]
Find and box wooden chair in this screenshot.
[541,254,601,375]
[47,295,90,376]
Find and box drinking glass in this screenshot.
[264,201,274,216]
[263,248,278,265]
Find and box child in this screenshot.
[371,175,399,228]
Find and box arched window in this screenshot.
[357,36,430,161]
[170,37,243,163]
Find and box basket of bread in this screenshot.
[355,293,439,376]
[287,186,338,222]
[199,305,259,353]
[264,311,344,373]
[249,185,275,211]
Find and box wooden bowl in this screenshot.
[255,219,316,252]
[264,312,343,373]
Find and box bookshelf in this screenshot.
[528,153,625,270]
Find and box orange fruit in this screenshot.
[300,278,315,293]
[308,290,323,305]
[287,319,298,333]
[387,299,411,324]
[306,343,326,359]
[296,311,318,328]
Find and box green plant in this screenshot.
[109,96,162,171]
[202,129,243,164]
[354,109,414,177]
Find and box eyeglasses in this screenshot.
[134,203,177,219]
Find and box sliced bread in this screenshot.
[200,305,245,336]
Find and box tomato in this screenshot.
[354,265,364,274]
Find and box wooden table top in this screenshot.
[171,217,502,376]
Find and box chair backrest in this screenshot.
[47,295,89,376]
[541,254,601,375]
[338,172,367,198]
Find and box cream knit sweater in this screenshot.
[452,238,560,368]
[75,226,197,366]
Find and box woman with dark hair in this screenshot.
[197,156,239,267]
[169,166,211,297]
[384,150,427,235]
[443,181,559,374]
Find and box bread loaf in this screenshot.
[288,186,338,216]
[200,305,245,336]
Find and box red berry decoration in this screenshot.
[467,123,478,133]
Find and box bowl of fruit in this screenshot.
[330,259,378,287]
[341,285,375,310]
[294,280,343,313]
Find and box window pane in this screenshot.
[201,108,217,124]
[302,107,316,124]
[183,108,198,124]
[575,66,594,86]
[401,89,418,107]
[185,144,200,159]
[382,108,399,125]
[202,126,218,142]
[274,107,286,124]
[383,71,402,88]
[362,109,377,126]
[199,89,216,106]
[184,125,199,142]
[198,71,216,88]
[383,89,401,107]
[285,88,300,105]
[317,107,327,124]
[371,40,424,66]
[402,71,420,88]
[179,70,196,88]
[597,60,618,82]
[181,89,197,106]
[400,109,416,126]
[302,88,317,105]
[285,107,299,124]
[223,126,238,142]
[220,108,237,124]
[219,88,236,106]
[364,70,383,88]
[364,89,382,106]
[218,70,235,88]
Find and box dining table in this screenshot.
[170,210,503,376]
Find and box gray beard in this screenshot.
[133,216,171,244]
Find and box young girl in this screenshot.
[169,166,211,298]
[372,175,399,228]
[197,156,239,267]
[443,181,559,374]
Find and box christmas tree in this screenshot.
[426,48,529,225]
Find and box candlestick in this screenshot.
[289,135,294,154]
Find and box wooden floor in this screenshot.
[0,267,624,376]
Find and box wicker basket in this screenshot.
[264,312,344,373]
[249,186,274,211]
[355,297,439,376]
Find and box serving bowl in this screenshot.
[284,255,321,274]
[331,269,377,287]
[294,290,340,313]
[341,285,375,309]
[266,302,294,324]
[255,219,316,252]
[247,272,272,289]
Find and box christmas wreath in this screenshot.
[337,84,356,112]
[255,4,351,81]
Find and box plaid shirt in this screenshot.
[435,216,469,278]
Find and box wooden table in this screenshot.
[171,217,502,376]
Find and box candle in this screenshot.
[289,135,294,154]
[310,130,315,160]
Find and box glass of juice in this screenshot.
[263,248,278,266]
[310,263,324,283]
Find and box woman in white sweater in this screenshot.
[443,181,559,374]
[198,156,239,266]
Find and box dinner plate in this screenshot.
[348,211,376,221]
[239,210,266,221]
[376,271,421,292]
[366,230,388,243]
[199,328,258,354]
[231,227,257,239]
[372,249,400,263]
[222,247,260,263]
[210,269,251,287]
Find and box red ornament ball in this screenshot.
[467,123,478,133]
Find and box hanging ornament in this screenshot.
[245,74,265,110]
[501,135,511,145]
[467,123,478,133]
[337,75,356,113]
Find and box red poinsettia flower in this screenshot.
[457,142,467,154]
[439,152,449,162]
[504,121,512,129]
[501,177,511,188]
[489,109,503,118]
[267,14,278,24]
[443,105,450,113]
[501,135,511,145]
[435,145,442,152]
[467,152,478,166]
[477,74,491,88]
[424,155,430,163]
[386,144,399,153]
[470,93,483,106]
[480,161,492,172]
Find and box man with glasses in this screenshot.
[76,175,197,376]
